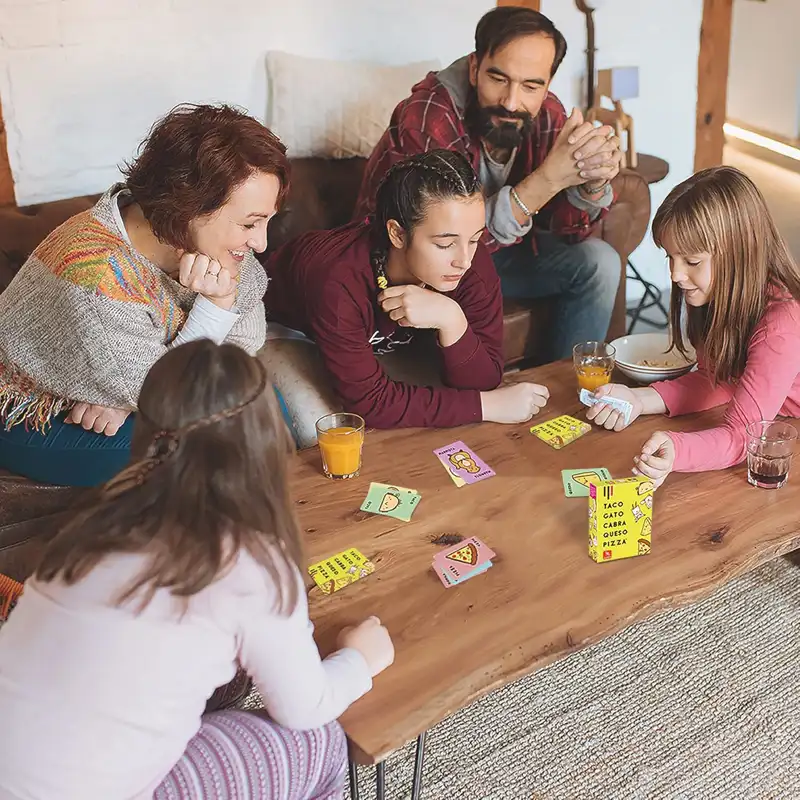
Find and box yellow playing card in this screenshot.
[530,414,591,450]
[308,547,376,594]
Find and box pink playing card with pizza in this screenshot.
[433,536,495,581]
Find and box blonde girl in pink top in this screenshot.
[586,166,800,486]
[0,340,394,800]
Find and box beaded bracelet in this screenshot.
[510,186,535,218]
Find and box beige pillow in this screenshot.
[266,51,440,159]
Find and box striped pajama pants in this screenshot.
[153,711,347,800]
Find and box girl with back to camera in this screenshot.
[0,340,394,800]
[585,166,800,486]
[263,149,550,446]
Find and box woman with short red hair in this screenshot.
[0,103,291,486]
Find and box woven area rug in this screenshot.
[249,556,800,800]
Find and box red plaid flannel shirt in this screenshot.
[354,69,613,251]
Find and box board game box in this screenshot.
[588,475,654,563]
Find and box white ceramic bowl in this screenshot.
[609,332,696,385]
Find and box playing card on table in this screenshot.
[433,536,495,583]
[433,441,495,487]
[529,415,591,450]
[579,388,633,426]
[360,482,420,522]
[308,548,375,595]
[561,467,612,497]
[432,559,492,588]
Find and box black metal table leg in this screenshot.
[411,732,427,800]
[626,260,670,333]
[350,730,429,800]
[376,761,387,800]
[348,759,360,800]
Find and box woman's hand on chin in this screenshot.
[66,403,130,436]
[179,253,237,310]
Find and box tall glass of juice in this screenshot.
[315,413,365,480]
[573,341,616,393]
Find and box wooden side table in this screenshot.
[626,154,670,334]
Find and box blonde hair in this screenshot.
[652,166,800,384]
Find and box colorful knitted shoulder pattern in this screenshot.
[34,210,184,335]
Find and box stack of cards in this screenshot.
[432,536,495,588]
[360,482,421,522]
[579,388,633,426]
[308,547,375,595]
[433,441,495,487]
[530,414,591,449]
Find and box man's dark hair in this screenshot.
[475,6,567,77]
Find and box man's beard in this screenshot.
[465,91,534,151]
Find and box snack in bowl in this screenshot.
[636,357,684,369]
[610,333,697,385]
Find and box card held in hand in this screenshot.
[579,388,633,426]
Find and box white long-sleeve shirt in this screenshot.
[0,549,371,800]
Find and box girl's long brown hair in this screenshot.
[36,341,303,612]
[652,165,800,384]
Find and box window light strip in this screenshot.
[723,122,800,162]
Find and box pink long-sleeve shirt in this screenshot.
[652,297,800,472]
[0,550,371,800]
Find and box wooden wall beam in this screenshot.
[695,0,734,171]
[0,97,15,206]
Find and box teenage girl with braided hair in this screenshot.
[0,340,394,800]
[263,149,550,445]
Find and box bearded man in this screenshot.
[354,6,624,360]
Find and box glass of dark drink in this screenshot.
[746,420,798,489]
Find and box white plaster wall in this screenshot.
[1,0,702,293]
[542,0,704,293]
[727,0,800,141]
[0,0,492,204]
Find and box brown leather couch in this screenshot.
[0,158,650,582]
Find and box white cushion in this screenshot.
[266,51,440,159]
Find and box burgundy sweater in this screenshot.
[264,223,504,429]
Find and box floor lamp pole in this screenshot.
[576,1,597,111]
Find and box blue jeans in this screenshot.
[0,387,297,487]
[492,231,620,361]
[0,413,135,487]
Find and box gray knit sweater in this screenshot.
[0,189,267,430]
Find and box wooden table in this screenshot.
[294,361,800,794]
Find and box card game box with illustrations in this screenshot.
[588,476,654,563]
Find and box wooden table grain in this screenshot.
[294,361,800,765]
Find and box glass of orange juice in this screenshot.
[315,413,365,480]
[573,341,616,393]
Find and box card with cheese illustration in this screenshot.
[562,467,612,497]
[308,547,376,594]
[530,415,591,450]
[588,475,654,563]
[360,482,421,522]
